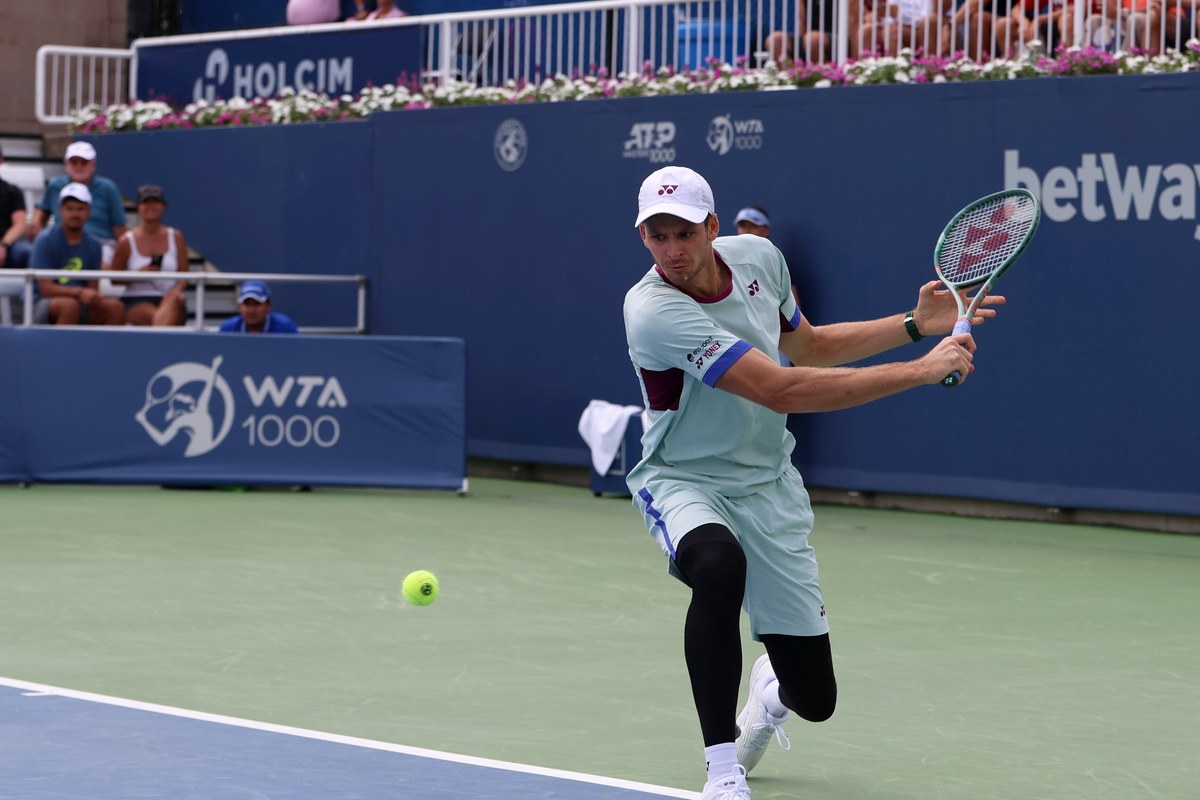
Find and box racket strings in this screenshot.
[937,196,1038,286]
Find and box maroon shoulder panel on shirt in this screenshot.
[640,367,684,411]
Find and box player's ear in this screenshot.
[707,214,719,240]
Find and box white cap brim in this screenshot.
[634,202,710,228]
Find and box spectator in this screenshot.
[734,206,772,238]
[32,142,127,270]
[286,0,341,24]
[30,183,125,325]
[995,0,1079,55]
[950,0,1000,59]
[764,0,871,62]
[0,144,33,271]
[219,280,299,333]
[351,0,408,20]
[110,185,188,327]
[858,0,952,55]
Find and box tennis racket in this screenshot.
[934,188,1040,387]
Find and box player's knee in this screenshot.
[802,693,837,723]
[678,539,746,597]
[780,680,837,722]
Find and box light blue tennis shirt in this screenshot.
[623,234,801,495]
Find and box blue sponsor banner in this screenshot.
[135,24,422,106]
[87,73,1200,516]
[0,329,465,490]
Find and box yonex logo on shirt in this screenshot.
[747,279,760,296]
[686,336,723,369]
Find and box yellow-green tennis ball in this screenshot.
[402,570,439,606]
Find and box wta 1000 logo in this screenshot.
[135,356,348,458]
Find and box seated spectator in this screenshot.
[219,280,299,334]
[765,0,872,62]
[0,144,33,272]
[32,142,127,270]
[734,205,772,238]
[351,0,407,21]
[1113,0,1164,53]
[950,0,1000,59]
[286,0,340,25]
[996,0,1089,55]
[859,0,952,55]
[110,185,187,327]
[30,183,125,325]
[1167,1,1196,48]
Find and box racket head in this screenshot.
[934,188,1040,292]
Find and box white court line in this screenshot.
[0,676,700,800]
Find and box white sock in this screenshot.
[704,742,738,782]
[762,680,790,719]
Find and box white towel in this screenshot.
[578,400,644,475]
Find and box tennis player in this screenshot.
[623,166,1003,800]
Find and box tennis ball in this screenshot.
[402,570,439,606]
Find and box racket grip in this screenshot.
[941,318,972,388]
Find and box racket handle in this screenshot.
[941,318,972,388]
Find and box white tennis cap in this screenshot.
[60,182,92,205]
[634,166,715,228]
[64,141,97,162]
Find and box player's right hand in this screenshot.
[923,333,974,384]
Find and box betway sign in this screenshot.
[1006,149,1200,242]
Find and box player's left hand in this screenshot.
[911,280,1005,336]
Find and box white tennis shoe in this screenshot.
[734,654,791,773]
[701,764,751,800]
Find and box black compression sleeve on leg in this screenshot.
[675,524,747,746]
[760,632,837,722]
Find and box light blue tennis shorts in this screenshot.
[633,465,829,640]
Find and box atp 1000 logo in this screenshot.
[135,356,348,457]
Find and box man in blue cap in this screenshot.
[219,279,299,333]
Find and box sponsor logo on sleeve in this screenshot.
[684,336,723,369]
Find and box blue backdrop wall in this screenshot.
[82,73,1200,515]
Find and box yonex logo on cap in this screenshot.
[634,166,716,227]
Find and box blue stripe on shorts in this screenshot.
[637,487,675,559]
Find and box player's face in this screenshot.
[239,298,269,328]
[640,213,719,290]
[65,157,95,183]
[58,199,90,232]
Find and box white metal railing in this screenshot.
[33,0,1200,123]
[36,45,134,125]
[0,269,367,333]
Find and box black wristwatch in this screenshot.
[904,310,923,342]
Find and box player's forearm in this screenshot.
[716,348,927,414]
[790,315,912,367]
[770,362,927,414]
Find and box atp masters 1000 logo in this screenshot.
[135,356,348,458]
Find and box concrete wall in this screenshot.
[0,1,126,139]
